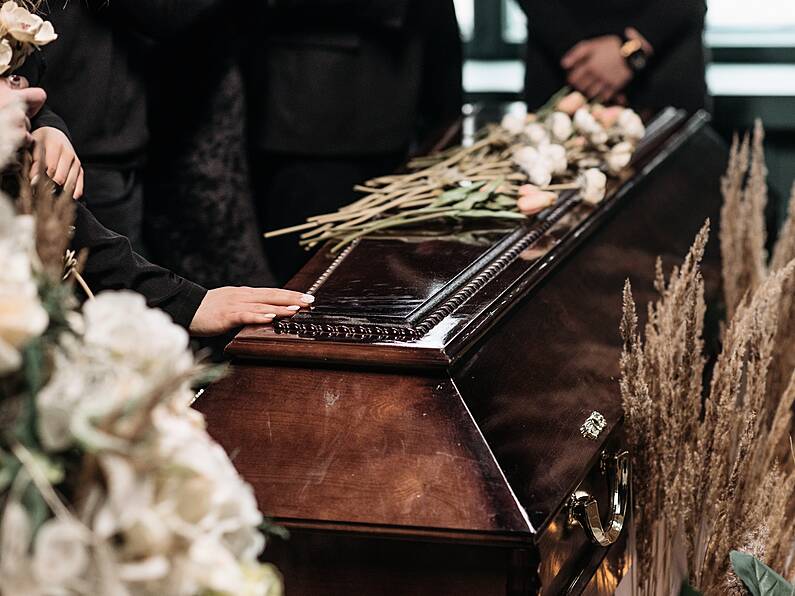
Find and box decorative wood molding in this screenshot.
[273,194,579,341]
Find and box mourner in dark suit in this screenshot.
[518,0,709,114]
[246,0,463,283]
[39,0,220,252]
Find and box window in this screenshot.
[456,0,795,57]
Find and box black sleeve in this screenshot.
[72,202,207,329]
[517,0,585,62]
[630,0,706,55]
[31,104,71,140]
[13,53,71,138]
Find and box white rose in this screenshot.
[589,129,608,146]
[32,20,56,46]
[0,2,43,43]
[523,122,548,146]
[117,556,170,583]
[526,160,552,187]
[512,145,538,167]
[500,112,526,136]
[36,351,84,450]
[83,290,192,377]
[0,99,26,168]
[0,207,48,376]
[573,107,599,134]
[606,141,634,173]
[152,408,265,559]
[512,145,539,176]
[538,143,567,176]
[32,518,89,587]
[186,536,247,594]
[548,111,573,142]
[0,500,39,594]
[1,500,31,571]
[240,563,283,596]
[95,454,156,539]
[0,38,11,75]
[579,168,607,204]
[617,109,645,141]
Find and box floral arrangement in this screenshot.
[0,1,57,75]
[620,122,795,596]
[0,127,281,596]
[265,88,645,252]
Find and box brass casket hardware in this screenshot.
[567,450,630,547]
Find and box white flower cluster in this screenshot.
[0,197,47,374]
[501,91,646,211]
[0,1,58,74]
[0,291,281,596]
[0,201,280,596]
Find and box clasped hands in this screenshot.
[0,75,84,197]
[560,27,651,104]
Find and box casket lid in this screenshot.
[228,109,698,369]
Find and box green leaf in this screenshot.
[731,551,795,596]
[21,479,50,535]
[680,582,703,596]
[491,194,518,208]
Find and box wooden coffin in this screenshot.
[195,110,726,595]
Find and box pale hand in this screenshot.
[189,286,315,337]
[561,35,633,103]
[31,126,84,199]
[0,79,47,149]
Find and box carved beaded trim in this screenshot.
[305,240,359,296]
[273,194,579,341]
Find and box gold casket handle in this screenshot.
[568,450,630,547]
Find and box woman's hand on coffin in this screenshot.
[188,286,315,336]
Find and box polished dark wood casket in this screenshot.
[195,109,725,595]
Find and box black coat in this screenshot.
[519,0,709,114]
[245,0,463,156]
[40,0,220,169]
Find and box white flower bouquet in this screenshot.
[0,194,281,594]
[266,87,646,251]
[0,1,57,75]
[503,89,644,212]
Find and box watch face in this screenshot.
[629,50,647,72]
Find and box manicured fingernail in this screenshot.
[30,175,39,185]
[300,294,315,304]
[286,305,301,311]
[263,313,276,319]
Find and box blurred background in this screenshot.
[455,0,795,228]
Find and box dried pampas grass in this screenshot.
[621,219,795,594]
[720,120,795,406]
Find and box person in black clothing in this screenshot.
[246,0,463,283]
[73,202,313,335]
[1,79,314,337]
[518,0,709,114]
[144,6,275,290]
[38,0,220,253]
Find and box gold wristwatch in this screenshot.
[620,37,648,73]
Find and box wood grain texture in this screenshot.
[196,364,530,542]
